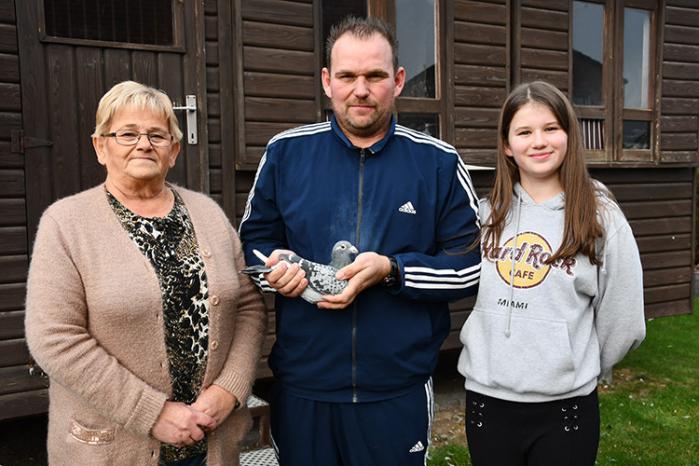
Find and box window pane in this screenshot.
[623,120,650,149]
[398,113,439,138]
[579,118,605,150]
[321,1,367,67]
[624,8,651,109]
[396,0,436,98]
[44,0,173,45]
[572,1,604,106]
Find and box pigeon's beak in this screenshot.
[349,246,359,255]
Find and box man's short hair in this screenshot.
[325,16,399,71]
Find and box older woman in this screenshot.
[25,81,266,466]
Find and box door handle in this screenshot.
[173,95,198,145]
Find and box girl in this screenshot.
[457,81,646,466]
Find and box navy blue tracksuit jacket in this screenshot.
[239,116,481,403]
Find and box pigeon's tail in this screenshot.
[240,265,273,275]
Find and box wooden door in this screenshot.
[16,0,209,247]
[0,0,207,420]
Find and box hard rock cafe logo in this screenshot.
[483,232,576,288]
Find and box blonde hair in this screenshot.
[92,81,183,141]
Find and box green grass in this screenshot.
[428,302,699,466]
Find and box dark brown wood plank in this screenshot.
[208,117,221,144]
[640,249,692,268]
[0,338,29,367]
[46,44,81,198]
[103,48,131,87]
[0,365,48,396]
[131,51,158,87]
[621,199,692,219]
[0,110,20,139]
[665,5,699,28]
[610,183,693,201]
[453,107,500,128]
[645,299,692,318]
[0,0,15,23]
[520,48,568,71]
[661,97,699,115]
[0,144,23,169]
[664,24,699,46]
[522,0,568,10]
[521,6,568,32]
[659,151,699,163]
[0,23,16,54]
[210,168,221,193]
[157,53,186,187]
[206,65,220,91]
[0,226,26,255]
[457,148,497,166]
[454,86,507,107]
[206,40,218,66]
[243,46,315,74]
[455,127,498,149]
[664,43,699,63]
[643,267,692,288]
[644,284,690,305]
[0,82,19,111]
[75,47,106,191]
[208,93,221,118]
[0,282,24,312]
[0,255,27,284]
[0,169,23,196]
[241,0,314,28]
[0,388,49,420]
[244,71,315,99]
[454,43,507,66]
[637,234,691,255]
[205,14,218,41]
[661,133,698,151]
[0,310,24,339]
[245,96,317,123]
[245,121,298,146]
[454,0,507,26]
[453,64,507,87]
[242,20,314,51]
[204,0,217,14]
[0,53,19,83]
[662,61,699,80]
[209,143,221,168]
[454,21,506,46]
[520,68,568,90]
[0,199,24,226]
[521,27,567,51]
[628,216,692,236]
[661,115,698,132]
[593,167,692,184]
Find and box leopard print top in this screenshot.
[107,189,209,463]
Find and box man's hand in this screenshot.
[191,384,238,429]
[316,253,391,310]
[264,249,309,298]
[151,401,215,447]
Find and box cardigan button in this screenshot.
[201,247,211,258]
[210,295,220,306]
[211,340,219,351]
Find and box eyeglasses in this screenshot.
[101,129,173,147]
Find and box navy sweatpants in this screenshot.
[270,379,433,466]
[465,389,600,466]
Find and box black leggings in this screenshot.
[465,389,599,466]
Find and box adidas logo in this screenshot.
[399,201,417,215]
[409,441,425,453]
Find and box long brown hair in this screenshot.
[483,81,605,265]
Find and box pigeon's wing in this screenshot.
[240,264,273,275]
[300,260,349,296]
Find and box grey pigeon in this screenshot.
[241,240,359,304]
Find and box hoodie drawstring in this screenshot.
[505,194,523,338]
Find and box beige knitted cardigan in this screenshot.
[25,184,267,466]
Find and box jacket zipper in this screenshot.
[352,148,366,403]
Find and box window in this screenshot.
[41,0,183,50]
[571,0,658,162]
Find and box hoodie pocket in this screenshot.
[459,309,576,396]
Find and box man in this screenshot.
[239,16,480,466]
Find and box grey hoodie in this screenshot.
[458,181,646,402]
